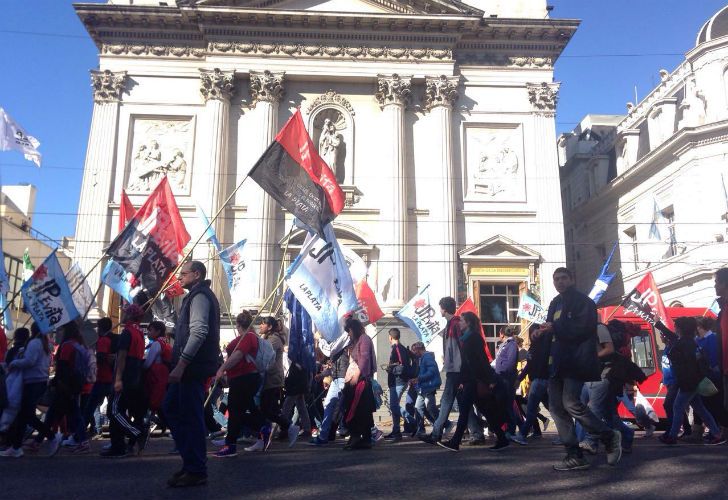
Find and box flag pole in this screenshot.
[269,225,295,315]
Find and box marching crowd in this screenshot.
[2,261,728,487]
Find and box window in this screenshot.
[623,226,638,271]
[631,334,656,377]
[478,283,522,356]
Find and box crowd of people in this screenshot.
[2,261,728,487]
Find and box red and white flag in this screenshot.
[619,272,674,331]
[119,189,135,232]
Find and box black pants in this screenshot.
[9,382,48,449]
[226,373,263,446]
[260,387,289,431]
[451,379,508,447]
[109,385,146,452]
[343,380,374,444]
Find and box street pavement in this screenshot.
[2,431,727,499]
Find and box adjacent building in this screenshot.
[560,4,728,309]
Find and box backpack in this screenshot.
[391,345,416,380]
[246,334,276,374]
[71,342,95,386]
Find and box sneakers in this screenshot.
[168,472,207,488]
[436,439,459,452]
[244,439,265,452]
[467,438,486,446]
[603,430,622,466]
[704,435,727,446]
[71,441,90,455]
[384,433,402,443]
[99,448,129,459]
[0,447,23,458]
[211,438,226,447]
[488,439,510,452]
[208,429,226,439]
[45,433,63,458]
[213,445,238,458]
[62,436,79,447]
[553,455,590,471]
[372,429,384,442]
[578,440,598,455]
[309,436,328,446]
[288,424,301,448]
[659,434,677,445]
[509,433,527,446]
[419,433,438,445]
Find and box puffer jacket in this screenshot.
[416,351,441,394]
[263,329,287,390]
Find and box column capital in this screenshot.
[249,70,285,107]
[423,75,460,111]
[199,68,235,103]
[90,70,127,103]
[375,74,412,109]
[527,82,560,115]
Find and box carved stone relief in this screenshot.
[127,118,194,195]
[465,125,526,202]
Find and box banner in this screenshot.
[65,263,96,315]
[340,244,383,325]
[395,284,447,345]
[588,242,617,304]
[0,295,12,329]
[119,189,135,232]
[219,239,247,295]
[196,203,222,251]
[104,176,190,300]
[620,272,674,331]
[284,289,316,373]
[21,251,79,333]
[517,294,548,324]
[285,223,358,342]
[22,248,34,282]
[249,110,344,237]
[0,107,41,167]
[455,297,493,362]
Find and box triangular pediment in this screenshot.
[189,0,481,15]
[459,235,541,262]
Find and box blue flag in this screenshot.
[588,242,618,304]
[196,203,221,251]
[0,294,12,330]
[21,251,79,333]
[101,259,136,303]
[285,223,358,342]
[284,289,316,373]
[219,239,247,294]
[395,284,447,344]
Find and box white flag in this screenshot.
[0,108,41,167]
[65,263,96,316]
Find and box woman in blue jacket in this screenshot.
[410,342,441,437]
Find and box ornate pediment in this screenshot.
[458,235,541,263]
[186,0,482,15]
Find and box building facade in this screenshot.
[73,0,576,354]
[560,5,728,309]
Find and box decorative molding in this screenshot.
[249,70,285,106]
[90,69,127,103]
[307,90,355,116]
[458,54,553,68]
[209,42,453,61]
[102,43,205,58]
[424,75,460,111]
[375,74,412,108]
[199,68,235,102]
[527,82,560,114]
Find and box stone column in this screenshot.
[376,74,411,308]
[424,75,460,299]
[74,70,127,316]
[246,70,285,310]
[198,68,234,293]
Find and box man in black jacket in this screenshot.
[538,267,621,470]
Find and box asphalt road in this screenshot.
[2,431,727,499]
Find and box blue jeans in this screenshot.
[580,380,610,446]
[499,372,520,434]
[415,391,438,434]
[520,378,548,437]
[668,389,721,438]
[319,377,345,442]
[432,372,461,439]
[164,382,207,476]
[389,383,406,435]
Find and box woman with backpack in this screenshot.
[214,311,266,457]
[659,316,726,446]
[1,325,52,458]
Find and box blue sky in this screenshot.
[0,0,726,243]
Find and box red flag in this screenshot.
[119,189,135,232]
[249,109,344,236]
[456,298,493,362]
[620,272,675,331]
[355,280,384,325]
[163,277,185,298]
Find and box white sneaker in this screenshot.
[244,439,265,452]
[46,433,62,458]
[288,425,300,448]
[0,447,23,458]
[62,436,79,447]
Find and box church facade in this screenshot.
[73,0,576,352]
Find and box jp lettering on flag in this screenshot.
[620,272,675,331]
[396,285,447,345]
[21,251,79,334]
[219,239,247,294]
[65,263,96,315]
[249,109,344,237]
[286,223,358,342]
[588,242,617,305]
[102,176,190,302]
[517,294,548,324]
[456,297,493,362]
[340,244,384,325]
[0,107,42,167]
